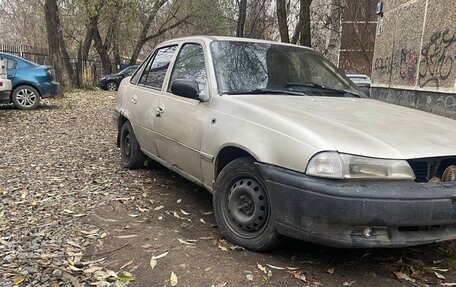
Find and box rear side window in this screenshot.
[6,59,16,69]
[139,46,177,89]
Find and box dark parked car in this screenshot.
[0,52,60,109]
[347,74,371,97]
[99,65,138,91]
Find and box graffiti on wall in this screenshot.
[374,57,391,74]
[399,47,418,84]
[419,29,456,88]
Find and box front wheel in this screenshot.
[12,85,41,110]
[213,157,279,251]
[120,121,145,169]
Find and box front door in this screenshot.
[154,43,209,181]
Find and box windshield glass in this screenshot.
[210,41,362,97]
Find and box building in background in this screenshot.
[338,0,377,74]
[371,0,456,119]
[309,0,377,74]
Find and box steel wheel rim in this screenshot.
[107,82,117,91]
[122,133,131,160]
[222,176,269,238]
[16,88,37,107]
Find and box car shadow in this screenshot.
[0,103,61,110]
[143,162,452,271]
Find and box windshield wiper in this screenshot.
[223,88,307,96]
[284,82,362,98]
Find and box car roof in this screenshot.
[158,35,315,51]
[0,52,39,67]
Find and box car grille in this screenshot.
[408,157,456,182]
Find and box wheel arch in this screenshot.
[12,82,42,98]
[116,114,129,147]
[214,145,258,180]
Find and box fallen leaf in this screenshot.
[14,275,25,285]
[442,284,456,286]
[115,234,138,239]
[170,271,178,286]
[200,218,207,224]
[266,264,285,270]
[120,260,134,270]
[393,271,416,283]
[128,214,140,218]
[288,270,306,282]
[150,257,157,270]
[154,205,164,211]
[327,268,334,274]
[246,274,253,281]
[118,271,134,282]
[433,271,445,280]
[155,251,169,259]
[176,199,182,203]
[177,238,196,245]
[202,211,213,215]
[218,244,228,252]
[180,209,190,215]
[257,263,267,274]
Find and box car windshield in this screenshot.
[210,41,363,97]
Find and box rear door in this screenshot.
[4,57,17,81]
[127,46,177,157]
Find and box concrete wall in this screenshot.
[371,0,456,119]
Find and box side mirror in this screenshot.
[171,79,200,100]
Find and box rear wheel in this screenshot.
[106,81,118,91]
[120,121,145,169]
[213,157,279,251]
[12,85,40,110]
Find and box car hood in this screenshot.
[226,95,456,159]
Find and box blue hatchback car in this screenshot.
[0,53,60,109]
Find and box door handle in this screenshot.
[156,105,165,117]
[132,95,137,104]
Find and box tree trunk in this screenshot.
[44,0,64,97]
[81,15,99,63]
[276,0,290,43]
[93,27,112,75]
[299,0,312,47]
[236,0,247,37]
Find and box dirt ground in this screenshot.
[2,90,456,287]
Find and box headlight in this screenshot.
[306,152,415,180]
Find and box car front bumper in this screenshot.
[256,163,456,248]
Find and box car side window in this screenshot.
[125,67,136,77]
[139,46,176,89]
[6,59,16,69]
[169,44,207,98]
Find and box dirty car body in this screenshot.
[113,36,456,249]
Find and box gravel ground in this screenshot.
[2,91,456,287]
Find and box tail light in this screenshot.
[47,68,55,80]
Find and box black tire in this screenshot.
[106,81,118,91]
[213,157,280,251]
[120,121,145,169]
[12,85,41,110]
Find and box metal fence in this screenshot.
[0,43,103,87]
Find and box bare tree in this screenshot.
[44,0,64,96]
[236,0,247,37]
